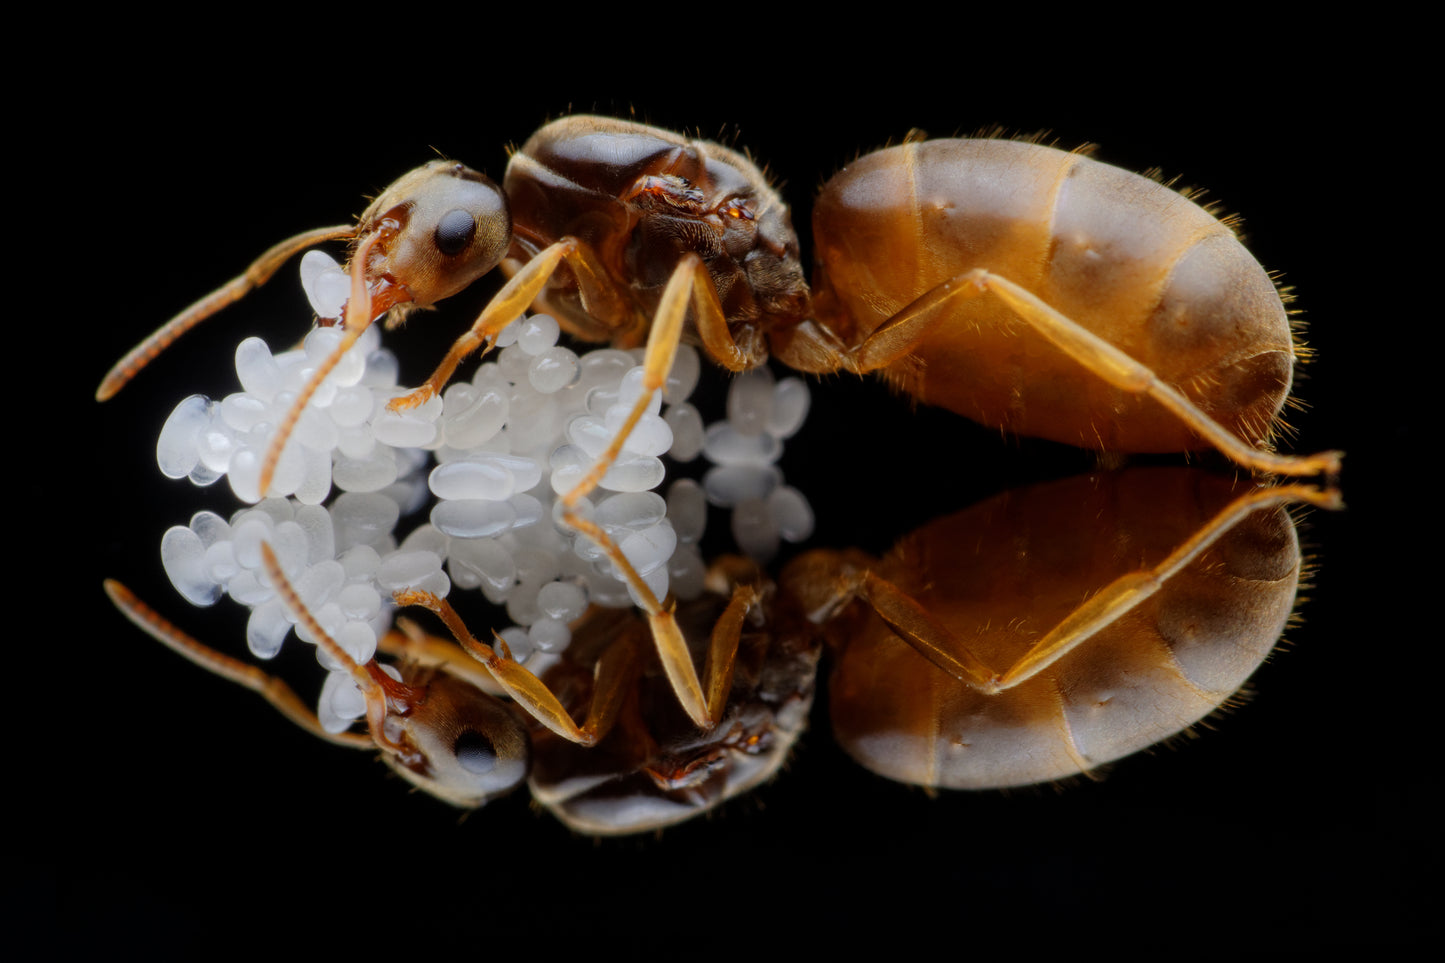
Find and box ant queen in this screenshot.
[101,116,1342,832]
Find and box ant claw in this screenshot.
[387,386,436,413]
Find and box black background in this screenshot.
[34,21,1419,955]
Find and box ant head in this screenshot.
[358,160,511,309]
[260,543,530,809]
[379,659,530,808]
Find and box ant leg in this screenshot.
[990,481,1341,689]
[387,239,575,411]
[841,482,1340,693]
[701,582,762,723]
[393,590,641,747]
[688,261,768,372]
[103,579,372,749]
[376,616,504,697]
[560,252,706,507]
[547,520,757,730]
[387,238,636,412]
[846,269,1343,478]
[557,254,750,728]
[97,224,355,401]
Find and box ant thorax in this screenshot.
[154,252,813,732]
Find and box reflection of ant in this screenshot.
[105,549,817,832]
[788,469,1339,791]
[105,576,530,810]
[106,470,1336,833]
[99,115,1341,734]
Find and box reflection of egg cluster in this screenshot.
[155,254,813,732]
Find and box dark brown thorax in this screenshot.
[504,116,809,355]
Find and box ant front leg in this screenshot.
[396,575,761,741]
[393,590,637,746]
[387,238,635,412]
[844,269,1343,479]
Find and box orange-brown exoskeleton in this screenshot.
[783,468,1338,790]
[98,116,1340,735]
[787,138,1332,473]
[501,120,1339,474]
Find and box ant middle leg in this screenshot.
[555,254,755,728]
[393,589,640,746]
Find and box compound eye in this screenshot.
[434,208,477,257]
[453,729,499,776]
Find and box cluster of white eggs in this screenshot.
[155,253,814,730]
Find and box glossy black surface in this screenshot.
[43,34,1413,954]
